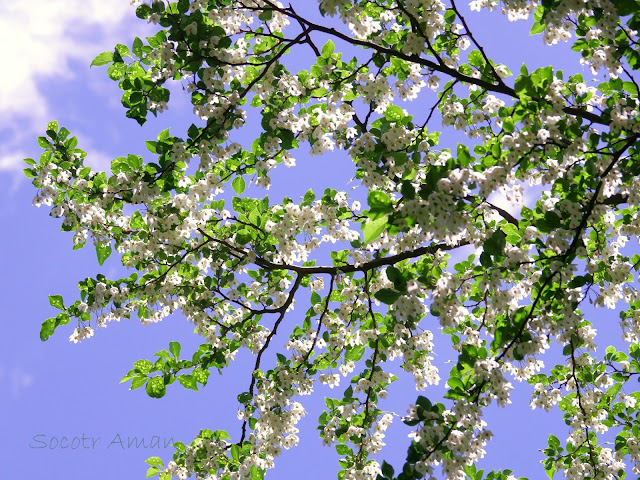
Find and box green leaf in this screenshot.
[145,457,164,467]
[146,467,161,479]
[468,50,483,67]
[154,350,171,360]
[187,124,200,139]
[530,19,545,35]
[107,63,126,81]
[258,8,273,20]
[447,377,464,391]
[363,216,388,244]
[55,313,70,327]
[545,464,555,480]
[157,127,171,142]
[483,230,506,256]
[134,360,154,374]
[386,266,402,283]
[192,367,210,385]
[146,377,166,398]
[250,466,263,480]
[96,243,112,266]
[145,141,158,154]
[131,376,148,390]
[502,117,515,133]
[611,0,640,16]
[568,275,591,288]
[278,129,295,149]
[131,210,146,230]
[37,137,50,148]
[236,229,252,245]
[335,444,350,455]
[230,444,240,460]
[149,87,170,103]
[443,9,456,23]
[136,4,152,18]
[133,37,144,57]
[514,69,536,98]
[368,190,392,211]
[374,288,401,305]
[169,341,181,359]
[177,0,190,13]
[232,176,246,195]
[40,318,56,341]
[179,375,198,391]
[384,105,404,122]
[91,51,113,67]
[456,144,472,165]
[49,295,65,310]
[623,81,638,96]
[115,44,131,59]
[322,40,335,58]
[345,345,365,361]
[381,461,394,478]
[311,291,321,305]
[238,391,253,404]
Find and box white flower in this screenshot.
[185,22,198,36]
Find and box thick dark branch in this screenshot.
[199,227,469,275]
[485,201,519,226]
[465,196,520,226]
[600,192,628,206]
[252,240,470,275]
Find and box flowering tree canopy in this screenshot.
[24,0,640,479]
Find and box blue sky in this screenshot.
[0,2,629,479]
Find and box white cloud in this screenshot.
[0,0,139,130]
[0,148,30,195]
[83,147,115,172]
[0,0,152,174]
[0,363,34,399]
[0,149,29,171]
[10,366,34,398]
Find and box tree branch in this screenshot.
[263,0,607,126]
